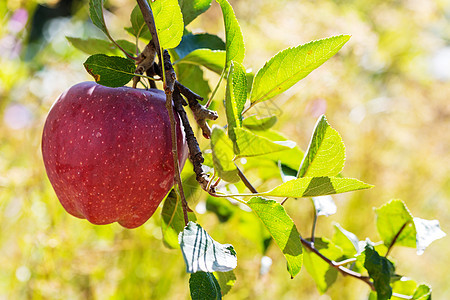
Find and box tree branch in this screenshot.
[300,238,375,290]
[385,221,409,257]
[235,163,258,193]
[136,0,188,225]
[173,85,212,193]
[136,0,161,59]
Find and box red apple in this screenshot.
[42,81,188,228]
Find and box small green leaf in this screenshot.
[67,37,118,56]
[412,284,432,300]
[214,270,236,296]
[242,115,277,131]
[115,40,139,56]
[151,0,184,49]
[375,199,416,249]
[237,212,272,254]
[89,0,108,36]
[261,176,372,198]
[278,162,298,182]
[332,223,359,257]
[391,278,418,298]
[251,130,304,171]
[216,0,245,66]
[234,127,295,157]
[312,195,336,217]
[206,196,235,223]
[247,197,303,278]
[364,244,395,300]
[129,5,149,39]
[211,126,239,183]
[298,115,345,178]
[250,35,350,105]
[414,217,446,255]
[179,222,237,273]
[176,64,211,101]
[161,189,196,249]
[225,61,247,141]
[83,54,136,87]
[175,33,225,60]
[189,272,222,300]
[303,237,343,293]
[176,49,226,75]
[179,0,212,26]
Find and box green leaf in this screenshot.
[298,115,345,178]
[247,197,303,278]
[251,130,304,171]
[176,64,211,101]
[214,270,236,296]
[412,284,432,300]
[261,176,372,198]
[278,162,297,182]
[250,35,350,105]
[177,49,226,75]
[129,5,149,39]
[216,0,245,66]
[89,0,108,36]
[211,126,239,183]
[303,237,343,293]
[175,33,225,60]
[242,115,278,131]
[206,196,235,222]
[151,0,184,49]
[83,54,136,87]
[179,222,237,273]
[375,199,416,249]
[364,244,395,300]
[116,40,139,56]
[180,50,225,75]
[225,61,247,141]
[414,217,446,255]
[312,195,336,217]
[161,189,196,249]
[67,37,118,56]
[332,223,359,257]
[391,278,417,298]
[234,127,296,157]
[179,0,212,26]
[189,272,222,300]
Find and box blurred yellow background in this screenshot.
[1,0,449,299]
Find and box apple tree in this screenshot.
[40,0,446,299]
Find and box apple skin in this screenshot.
[42,81,188,228]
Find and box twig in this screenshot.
[311,209,318,243]
[385,222,409,257]
[300,238,375,290]
[136,0,161,60]
[238,171,412,298]
[235,163,258,193]
[333,258,356,266]
[163,51,189,226]
[206,69,226,108]
[172,86,212,193]
[176,82,218,138]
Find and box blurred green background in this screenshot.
[1,0,449,299]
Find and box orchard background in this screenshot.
[1,0,449,299]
